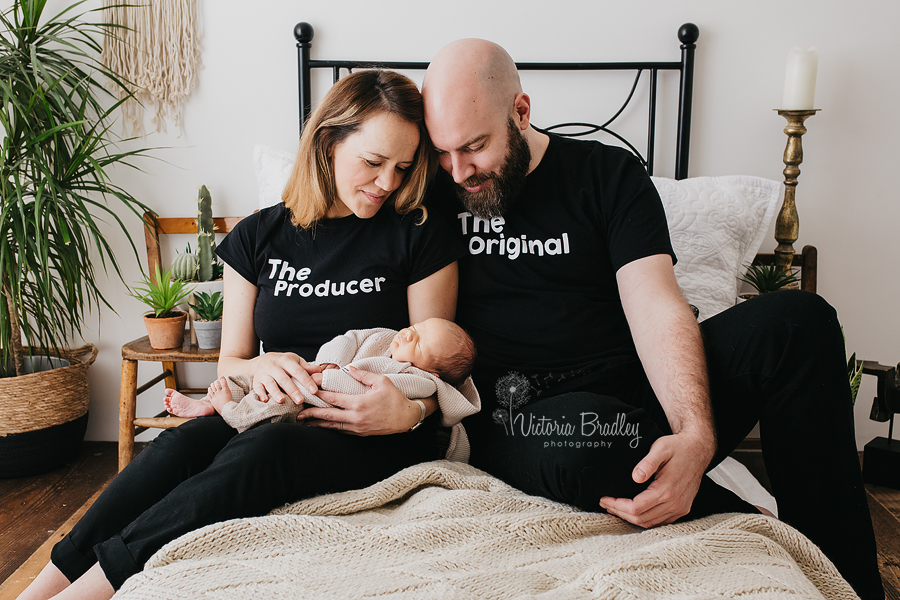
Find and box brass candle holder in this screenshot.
[774,109,820,273]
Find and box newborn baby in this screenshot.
[164,318,480,460]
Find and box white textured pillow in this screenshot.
[651,176,783,321]
[254,144,295,209]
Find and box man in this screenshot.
[416,38,883,599]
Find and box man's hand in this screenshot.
[599,430,714,527]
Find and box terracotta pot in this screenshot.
[144,311,187,349]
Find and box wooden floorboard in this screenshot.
[0,442,118,584]
[0,486,109,600]
[868,484,900,599]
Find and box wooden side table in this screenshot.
[119,335,219,471]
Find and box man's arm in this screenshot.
[599,253,716,527]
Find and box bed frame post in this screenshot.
[675,23,699,180]
[295,22,314,135]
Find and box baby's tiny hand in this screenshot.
[311,372,324,386]
[319,363,340,371]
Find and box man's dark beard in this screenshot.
[453,117,531,218]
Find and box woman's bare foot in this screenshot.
[164,389,214,417]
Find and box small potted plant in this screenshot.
[189,291,224,349]
[132,265,195,350]
[737,263,800,301]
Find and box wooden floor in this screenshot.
[0,444,899,599]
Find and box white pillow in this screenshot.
[708,456,778,517]
[651,176,783,321]
[254,144,295,209]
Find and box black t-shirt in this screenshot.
[216,203,463,361]
[433,133,675,387]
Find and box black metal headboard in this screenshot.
[294,23,699,180]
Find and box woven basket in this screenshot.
[0,344,98,478]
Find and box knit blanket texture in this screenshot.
[114,461,857,599]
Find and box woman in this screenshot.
[19,69,461,600]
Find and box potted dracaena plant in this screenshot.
[0,0,154,476]
[189,291,223,349]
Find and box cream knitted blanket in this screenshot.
[114,461,857,599]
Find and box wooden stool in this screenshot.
[118,335,219,471]
[117,213,244,472]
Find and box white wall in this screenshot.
[49,0,899,448]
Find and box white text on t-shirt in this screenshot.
[457,212,570,260]
[266,258,386,297]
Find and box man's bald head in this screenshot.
[423,39,545,219]
[423,38,522,122]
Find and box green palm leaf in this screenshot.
[1,0,155,375]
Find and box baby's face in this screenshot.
[390,318,445,373]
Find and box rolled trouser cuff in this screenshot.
[94,534,141,591]
[49,534,96,584]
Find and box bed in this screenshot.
[112,23,855,600]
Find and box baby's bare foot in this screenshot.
[207,377,235,413]
[164,388,214,417]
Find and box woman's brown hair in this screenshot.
[282,70,436,228]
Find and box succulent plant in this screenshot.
[131,265,195,318]
[170,251,199,282]
[197,185,217,282]
[189,291,223,322]
[168,185,223,283]
[738,263,800,295]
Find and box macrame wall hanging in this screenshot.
[101,0,201,136]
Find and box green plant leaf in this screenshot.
[189,290,223,321]
[738,263,800,294]
[848,353,863,406]
[0,0,157,370]
[130,265,195,318]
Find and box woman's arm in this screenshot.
[218,265,323,405]
[407,261,458,323]
[300,261,459,435]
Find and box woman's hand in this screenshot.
[299,366,430,435]
[249,352,325,405]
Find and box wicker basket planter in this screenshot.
[0,344,98,478]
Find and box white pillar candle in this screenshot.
[781,47,818,110]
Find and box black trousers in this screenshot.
[51,413,439,589]
[467,291,882,600]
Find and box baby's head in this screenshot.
[389,318,475,385]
